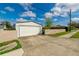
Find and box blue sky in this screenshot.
[0,3,79,26]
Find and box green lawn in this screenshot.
[48,31,70,37]
[0,40,22,55]
[71,32,79,38]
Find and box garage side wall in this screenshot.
[16,24,20,37]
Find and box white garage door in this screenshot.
[19,26,42,37]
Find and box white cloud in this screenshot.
[16,18,27,22]
[51,5,68,17]
[19,3,34,11]
[0,6,15,14]
[0,10,6,14]
[20,11,36,17]
[51,3,79,17]
[60,12,68,17]
[52,7,61,15]
[44,12,53,18]
[72,17,79,22]
[19,3,30,10]
[30,17,35,20]
[59,3,79,12]
[62,3,79,12]
[5,6,15,12]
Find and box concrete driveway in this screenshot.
[19,35,79,56]
[0,30,17,42]
[0,29,65,42]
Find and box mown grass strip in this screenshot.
[0,40,22,55]
[71,32,79,38]
[48,31,70,37]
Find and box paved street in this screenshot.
[19,35,79,56]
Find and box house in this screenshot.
[16,21,42,37]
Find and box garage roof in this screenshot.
[16,21,42,27]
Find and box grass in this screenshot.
[0,40,22,55]
[71,32,79,38]
[48,31,70,37]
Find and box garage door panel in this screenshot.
[19,26,41,37]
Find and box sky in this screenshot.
[0,3,79,26]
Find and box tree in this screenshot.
[70,21,77,27]
[3,21,13,30]
[68,21,78,30]
[76,23,79,28]
[45,18,52,29]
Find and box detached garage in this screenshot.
[16,21,42,37]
